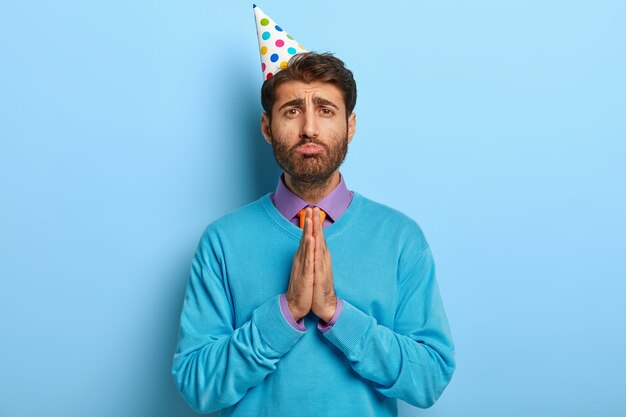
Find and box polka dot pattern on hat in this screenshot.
[253,5,308,80]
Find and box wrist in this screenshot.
[319,303,337,324]
[287,299,304,322]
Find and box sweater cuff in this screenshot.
[279,293,307,331]
[320,299,373,355]
[253,294,307,355]
[318,298,344,333]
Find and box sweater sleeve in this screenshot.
[321,246,455,408]
[171,252,306,414]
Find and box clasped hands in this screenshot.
[286,207,337,323]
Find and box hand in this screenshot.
[310,207,337,323]
[286,207,315,321]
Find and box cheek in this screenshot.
[272,120,298,138]
[321,119,348,136]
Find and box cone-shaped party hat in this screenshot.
[253,4,308,80]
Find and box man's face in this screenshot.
[261,80,356,184]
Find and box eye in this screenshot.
[320,107,335,116]
[285,108,300,118]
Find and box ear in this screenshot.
[261,112,272,144]
[347,112,356,144]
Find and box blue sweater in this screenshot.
[172,192,455,416]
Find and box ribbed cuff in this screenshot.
[253,294,307,355]
[320,299,373,355]
[318,298,344,333]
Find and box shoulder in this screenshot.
[353,192,431,265]
[354,193,436,285]
[355,192,428,241]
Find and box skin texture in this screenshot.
[260,80,356,323]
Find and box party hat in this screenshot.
[253,4,307,80]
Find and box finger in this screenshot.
[297,213,308,254]
[311,207,320,236]
[306,207,313,237]
[298,208,312,249]
[296,231,305,255]
[314,223,324,274]
[298,217,311,264]
[315,207,326,250]
[299,215,310,254]
[305,220,314,275]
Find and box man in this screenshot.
[172,6,455,416]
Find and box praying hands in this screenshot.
[286,207,337,323]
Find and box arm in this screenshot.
[171,252,306,414]
[321,246,456,408]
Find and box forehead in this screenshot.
[274,80,345,108]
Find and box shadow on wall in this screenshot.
[220,47,282,204]
[160,54,280,416]
[243,84,282,201]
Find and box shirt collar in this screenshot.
[271,171,353,223]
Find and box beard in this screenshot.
[270,130,349,185]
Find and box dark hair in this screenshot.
[261,52,357,120]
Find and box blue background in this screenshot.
[1,0,625,416]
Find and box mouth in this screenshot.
[295,144,324,155]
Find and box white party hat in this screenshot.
[253,4,308,80]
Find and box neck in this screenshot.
[284,171,340,204]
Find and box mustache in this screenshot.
[292,139,326,150]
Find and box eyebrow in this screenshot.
[278,97,340,111]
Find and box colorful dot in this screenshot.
[275,39,284,47]
[280,61,288,69]
[270,53,279,62]
[275,25,283,31]
[287,47,296,54]
[266,72,273,80]
[260,46,268,55]
[262,31,270,40]
[287,34,293,40]
[262,62,266,72]
[260,18,269,26]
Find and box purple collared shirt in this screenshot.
[270,172,352,332]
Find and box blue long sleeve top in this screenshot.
[171,191,456,416]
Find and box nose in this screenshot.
[300,109,319,139]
